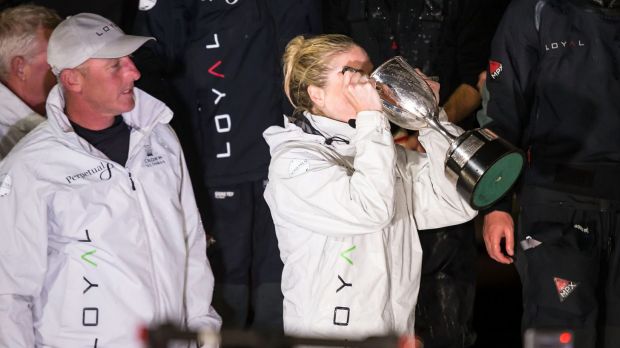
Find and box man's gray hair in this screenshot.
[0,4,61,81]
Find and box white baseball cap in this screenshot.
[47,13,154,75]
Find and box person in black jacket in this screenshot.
[480,0,620,346]
[133,0,321,331]
[322,1,507,347]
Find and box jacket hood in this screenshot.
[0,83,39,127]
[263,112,357,156]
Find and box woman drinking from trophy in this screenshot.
[262,34,477,345]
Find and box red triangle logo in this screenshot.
[489,60,503,79]
[554,277,579,302]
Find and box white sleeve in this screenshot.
[177,148,222,335]
[265,111,396,237]
[0,113,44,160]
[407,120,478,229]
[0,162,47,347]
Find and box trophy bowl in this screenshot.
[370,56,524,210]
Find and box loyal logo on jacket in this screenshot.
[544,39,585,51]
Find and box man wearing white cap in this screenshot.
[0,13,221,348]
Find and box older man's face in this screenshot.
[24,27,55,114]
[78,56,141,119]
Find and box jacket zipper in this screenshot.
[128,172,136,191]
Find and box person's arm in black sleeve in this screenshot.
[443,0,507,124]
[484,0,539,147]
[479,0,540,264]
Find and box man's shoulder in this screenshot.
[496,0,548,23]
[1,122,57,165]
[151,122,182,150]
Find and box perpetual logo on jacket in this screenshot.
[544,40,585,51]
[143,144,166,167]
[66,162,113,184]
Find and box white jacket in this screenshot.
[0,83,45,160]
[0,86,221,347]
[263,111,476,340]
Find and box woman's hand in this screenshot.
[414,68,440,103]
[342,69,382,114]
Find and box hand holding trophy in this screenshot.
[370,56,524,210]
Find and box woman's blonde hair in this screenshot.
[282,34,356,113]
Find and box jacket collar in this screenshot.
[44,85,173,160]
[0,82,40,127]
[298,111,356,144]
[264,111,358,159]
[46,85,172,135]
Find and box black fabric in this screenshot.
[322,0,507,103]
[516,185,620,348]
[416,221,478,348]
[205,179,283,330]
[8,0,138,32]
[435,0,508,104]
[135,0,321,186]
[134,0,320,332]
[71,115,130,166]
[485,0,620,166]
[484,0,620,209]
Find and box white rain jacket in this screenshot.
[0,86,221,347]
[0,83,45,160]
[263,110,476,340]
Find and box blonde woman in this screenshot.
[263,34,476,343]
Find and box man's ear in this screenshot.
[307,85,325,109]
[10,56,26,81]
[59,69,83,93]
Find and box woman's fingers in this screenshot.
[343,70,382,112]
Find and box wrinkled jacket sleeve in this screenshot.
[407,118,478,229]
[175,135,221,334]
[0,161,47,347]
[266,111,396,236]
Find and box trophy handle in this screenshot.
[425,113,458,141]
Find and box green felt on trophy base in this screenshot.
[472,152,524,208]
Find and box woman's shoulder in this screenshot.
[269,140,349,180]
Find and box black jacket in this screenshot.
[485,0,620,208]
[134,0,320,186]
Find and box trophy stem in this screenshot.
[426,114,457,141]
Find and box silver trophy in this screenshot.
[370,56,524,209]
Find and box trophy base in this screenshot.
[446,129,524,210]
